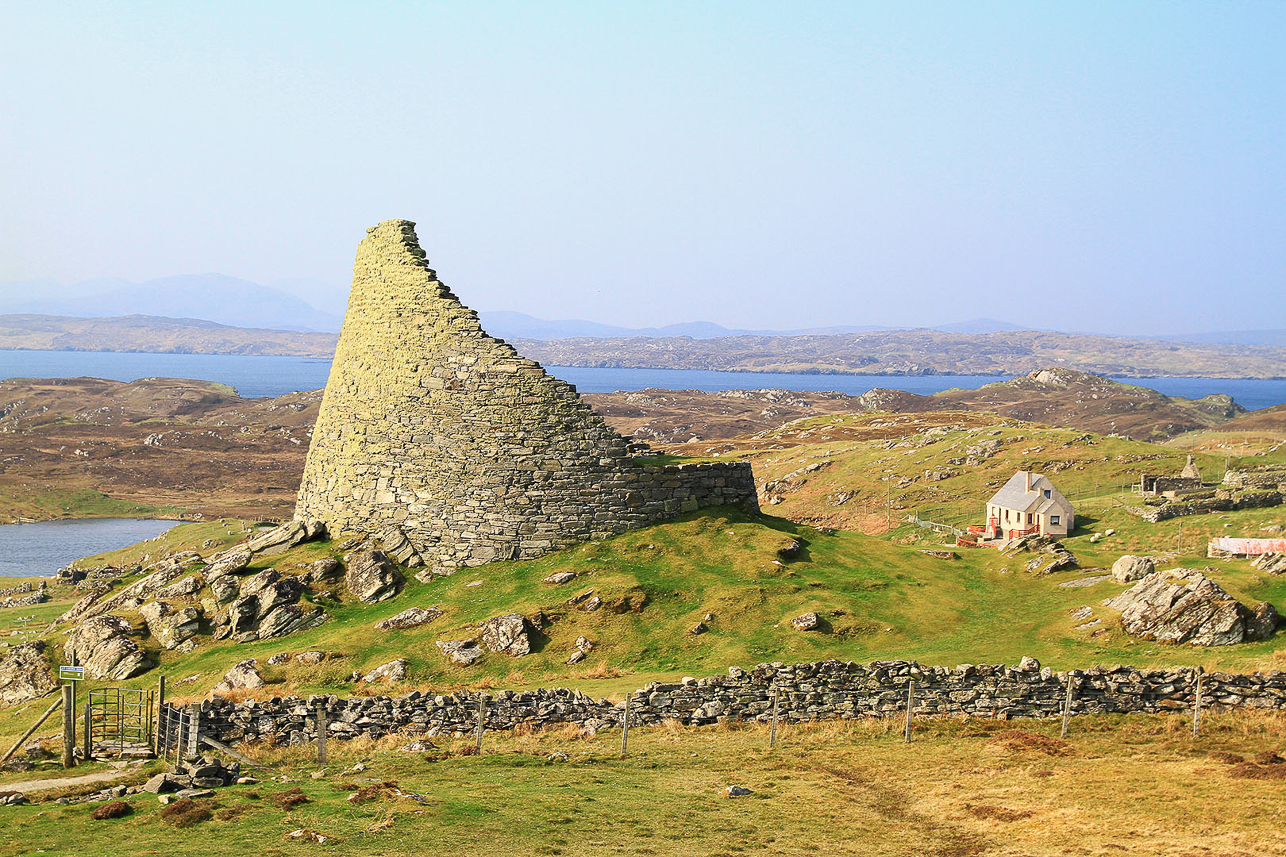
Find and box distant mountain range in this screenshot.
[0,274,344,333]
[0,274,1282,346]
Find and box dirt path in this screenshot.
[0,769,128,794]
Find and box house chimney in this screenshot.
[1024,471,1032,492]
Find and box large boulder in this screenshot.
[436,639,484,666]
[360,658,408,683]
[66,615,153,679]
[480,613,533,657]
[0,641,57,705]
[210,574,240,604]
[374,606,443,631]
[1103,569,1258,646]
[257,605,328,639]
[246,520,325,556]
[791,612,821,631]
[344,548,402,603]
[1247,601,1281,642]
[156,574,204,600]
[139,602,203,650]
[1251,553,1286,575]
[212,659,265,694]
[1112,555,1155,583]
[203,547,253,581]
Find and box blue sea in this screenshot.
[1,349,1284,410]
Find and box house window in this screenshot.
[1051,515,1060,526]
[1044,490,1051,498]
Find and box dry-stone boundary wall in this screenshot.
[295,220,756,574]
[194,659,1286,747]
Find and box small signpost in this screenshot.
[59,665,83,768]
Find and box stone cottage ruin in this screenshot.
[295,219,757,573]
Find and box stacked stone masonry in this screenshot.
[193,659,1286,747]
[295,220,757,572]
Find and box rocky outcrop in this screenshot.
[66,616,152,680]
[0,641,57,705]
[246,520,325,556]
[1248,602,1281,642]
[361,658,408,684]
[203,547,252,581]
[374,607,442,631]
[1112,555,1154,583]
[139,602,203,650]
[1252,553,1286,575]
[156,574,203,600]
[209,568,326,642]
[344,548,402,603]
[212,659,265,694]
[791,612,821,631]
[436,639,484,666]
[480,614,533,657]
[1103,569,1275,646]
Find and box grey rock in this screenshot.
[1251,552,1286,575]
[720,785,754,798]
[344,548,402,603]
[210,574,241,604]
[66,615,152,680]
[436,639,484,666]
[480,613,533,657]
[247,520,324,556]
[257,605,328,639]
[142,774,177,794]
[542,572,577,585]
[361,658,408,683]
[791,612,820,631]
[1246,601,1281,641]
[156,573,204,600]
[306,557,343,582]
[0,641,57,706]
[212,659,265,694]
[690,622,708,635]
[203,547,253,581]
[1103,569,1251,646]
[294,651,329,665]
[1112,555,1155,583]
[374,606,443,631]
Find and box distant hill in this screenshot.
[476,311,892,340]
[0,274,343,332]
[1158,329,1286,348]
[0,314,337,357]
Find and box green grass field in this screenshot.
[3,712,1284,857]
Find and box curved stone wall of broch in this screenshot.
[295,219,757,573]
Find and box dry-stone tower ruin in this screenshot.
[295,219,757,573]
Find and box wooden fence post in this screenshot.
[1060,676,1076,739]
[83,702,92,760]
[316,704,328,765]
[1192,671,1204,738]
[904,681,915,743]
[476,695,486,753]
[769,688,780,749]
[61,684,76,768]
[621,695,631,756]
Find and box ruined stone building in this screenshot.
[295,220,757,573]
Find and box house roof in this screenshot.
[987,471,1072,515]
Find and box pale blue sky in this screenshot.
[1,2,1282,334]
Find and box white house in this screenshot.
[983,471,1074,539]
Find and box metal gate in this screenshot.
[86,688,154,757]
[156,702,200,764]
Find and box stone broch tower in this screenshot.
[295,220,757,573]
